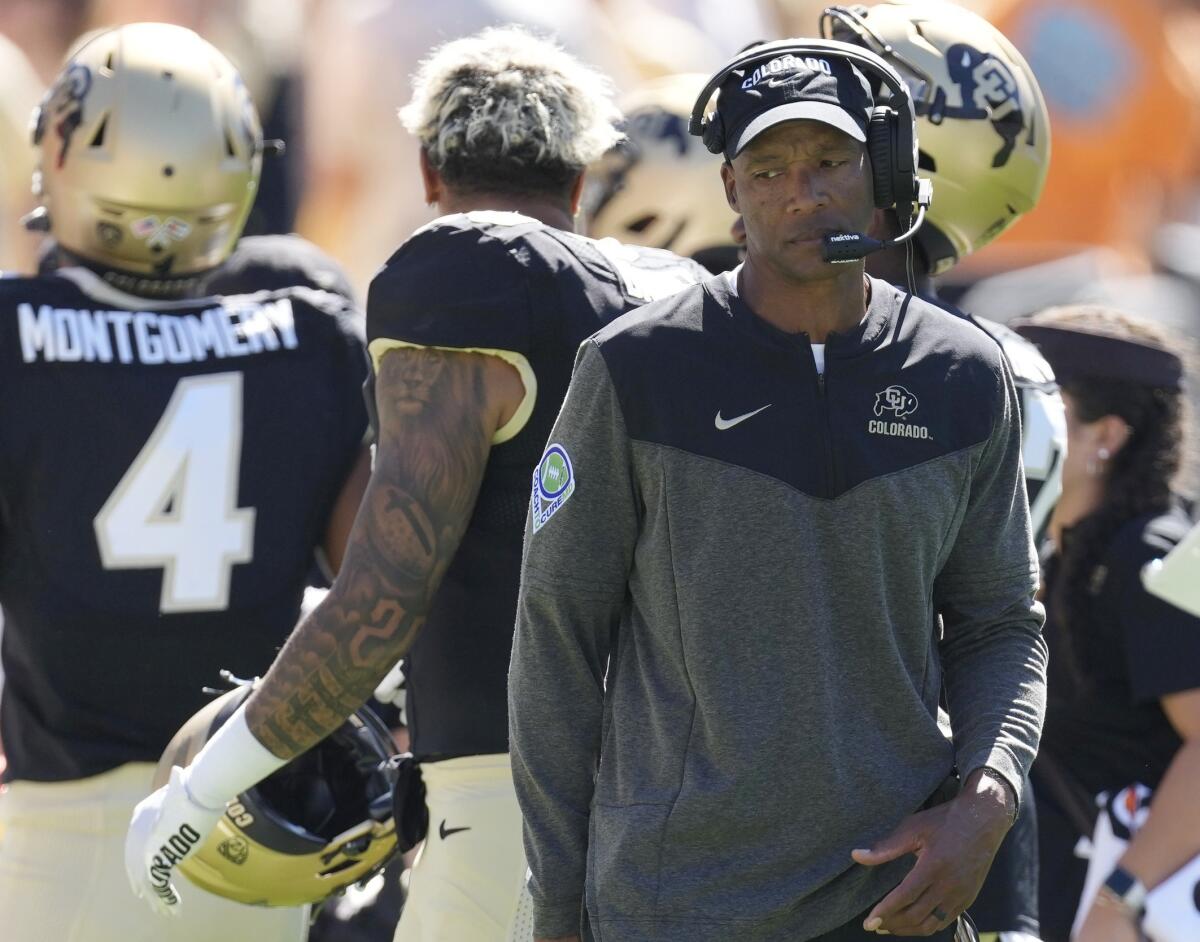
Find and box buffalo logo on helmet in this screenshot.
[919,43,1028,169]
[874,385,919,419]
[33,63,92,169]
[218,836,250,866]
[626,106,689,158]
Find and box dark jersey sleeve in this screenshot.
[1110,509,1200,703]
[366,224,532,361]
[299,285,370,455]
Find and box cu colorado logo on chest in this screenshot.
[869,385,932,440]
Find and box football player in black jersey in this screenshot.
[583,7,1062,941]
[126,25,707,941]
[0,24,370,942]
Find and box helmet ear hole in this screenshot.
[868,108,896,209]
[89,114,109,148]
[626,214,657,234]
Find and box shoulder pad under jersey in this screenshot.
[972,316,1058,392]
[560,233,710,303]
[366,215,533,355]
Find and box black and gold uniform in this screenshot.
[365,211,705,941]
[366,210,707,763]
[0,259,367,942]
[0,266,367,783]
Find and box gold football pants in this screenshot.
[0,762,308,942]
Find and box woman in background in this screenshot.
[1016,306,1200,942]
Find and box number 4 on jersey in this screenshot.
[94,372,256,613]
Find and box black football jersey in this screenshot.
[366,211,707,759]
[0,266,368,782]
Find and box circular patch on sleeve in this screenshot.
[531,444,575,533]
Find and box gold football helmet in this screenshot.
[583,74,737,270]
[31,22,262,278]
[822,2,1051,274]
[154,683,399,908]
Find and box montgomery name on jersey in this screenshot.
[0,267,368,783]
[365,211,707,761]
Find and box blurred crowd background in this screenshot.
[2,0,1200,352]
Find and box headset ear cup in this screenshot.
[701,111,725,156]
[868,108,895,210]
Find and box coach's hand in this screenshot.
[124,765,225,916]
[851,768,1014,936]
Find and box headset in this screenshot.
[688,38,933,263]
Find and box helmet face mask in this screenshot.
[155,684,399,908]
[822,2,1051,274]
[32,23,263,280]
[583,74,737,266]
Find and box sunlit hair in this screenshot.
[400,26,623,198]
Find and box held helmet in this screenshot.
[31,23,262,279]
[153,682,399,907]
[583,74,738,272]
[822,2,1050,274]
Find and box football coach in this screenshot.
[508,39,1048,942]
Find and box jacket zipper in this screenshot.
[814,359,837,499]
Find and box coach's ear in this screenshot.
[419,148,442,207]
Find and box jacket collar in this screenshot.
[704,267,900,358]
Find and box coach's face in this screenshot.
[721,120,876,284]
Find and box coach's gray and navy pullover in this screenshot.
[509,274,1048,942]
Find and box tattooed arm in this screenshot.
[125,344,524,913]
[247,346,523,758]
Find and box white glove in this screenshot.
[124,765,224,916]
[374,660,408,725]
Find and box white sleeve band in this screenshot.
[183,705,289,810]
